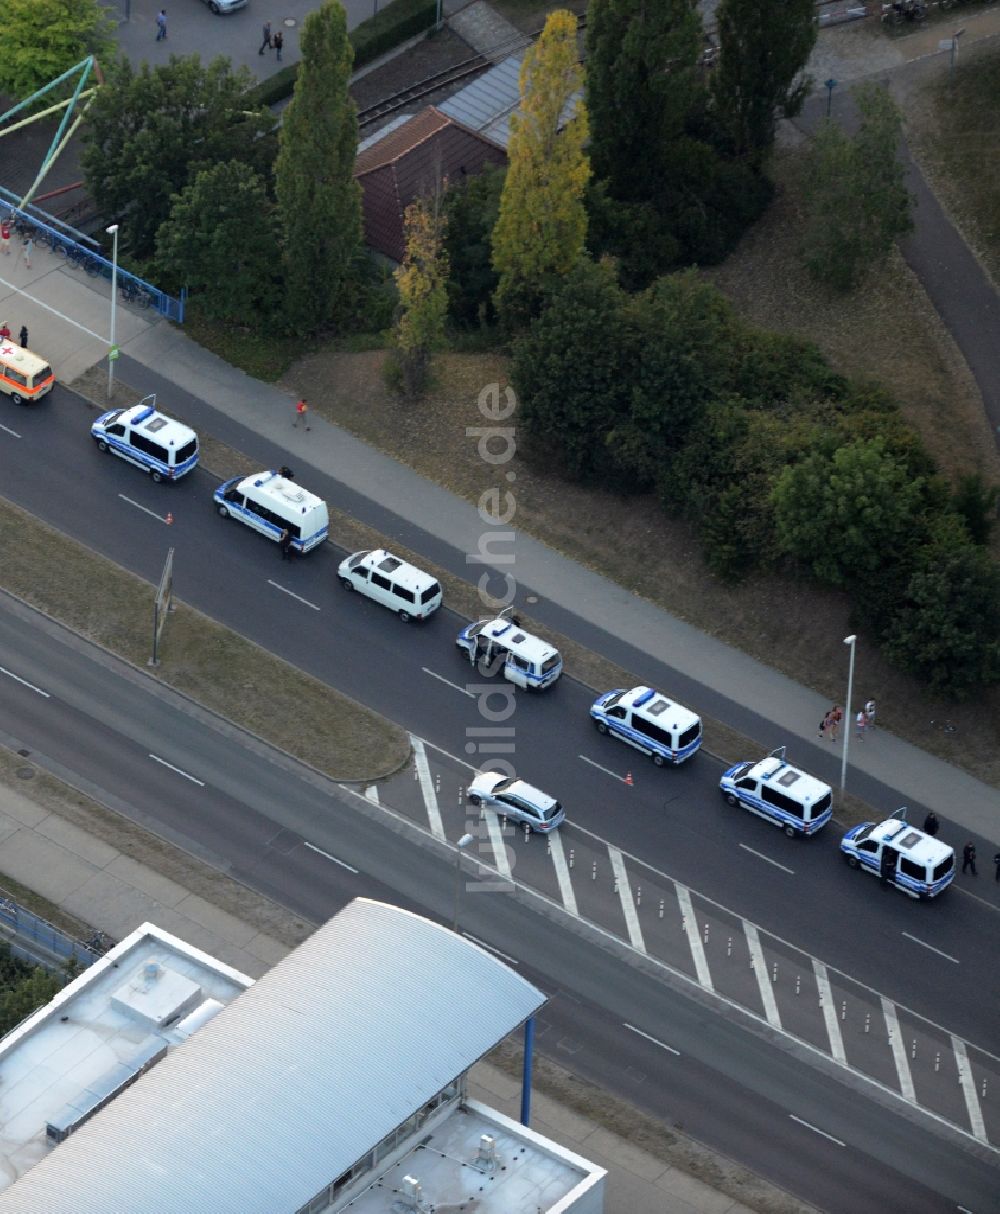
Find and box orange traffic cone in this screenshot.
[166,512,174,526]
[624,771,633,787]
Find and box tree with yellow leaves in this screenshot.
[491,9,589,331]
[393,196,450,399]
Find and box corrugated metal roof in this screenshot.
[438,52,525,144]
[0,900,545,1214]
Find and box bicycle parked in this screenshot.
[119,279,155,309]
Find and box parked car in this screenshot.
[201,0,247,13]
[466,772,565,834]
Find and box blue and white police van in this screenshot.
[590,686,702,766]
[214,470,329,554]
[719,746,832,837]
[841,812,955,899]
[456,611,562,690]
[91,396,199,482]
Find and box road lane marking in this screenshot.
[813,959,846,1065]
[303,841,358,873]
[952,1035,987,1141]
[676,884,713,991]
[881,997,916,1103]
[745,922,781,1029]
[267,580,320,610]
[578,754,626,781]
[902,932,959,964]
[484,812,513,882]
[463,933,519,965]
[0,422,21,438]
[364,785,379,805]
[548,831,578,916]
[412,737,445,840]
[623,1023,680,1055]
[418,734,477,771]
[147,753,205,786]
[609,847,645,952]
[789,1115,845,1147]
[738,844,794,875]
[118,494,169,523]
[0,666,50,698]
[421,667,476,698]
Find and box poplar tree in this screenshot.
[491,9,589,330]
[711,0,817,163]
[275,0,363,334]
[393,198,449,398]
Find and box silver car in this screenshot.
[466,772,565,833]
[201,0,247,12]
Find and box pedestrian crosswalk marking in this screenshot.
[882,998,915,1103]
[548,832,578,916]
[676,885,713,991]
[813,959,846,1064]
[745,923,781,1029]
[952,1035,987,1141]
[412,738,445,840]
[609,847,645,953]
[484,812,513,882]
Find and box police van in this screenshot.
[456,612,562,690]
[0,340,54,405]
[841,812,955,899]
[590,686,702,766]
[214,470,329,554]
[338,549,442,621]
[92,397,199,482]
[719,746,832,837]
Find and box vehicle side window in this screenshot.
[371,572,392,592]
[107,424,126,437]
[608,706,626,720]
[4,368,28,387]
[761,787,804,818]
[392,585,416,604]
[633,716,671,747]
[420,583,440,604]
[899,857,924,881]
[735,777,756,791]
[858,840,878,854]
[131,433,167,461]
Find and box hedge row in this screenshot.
[250,0,438,110]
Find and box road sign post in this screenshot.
[150,546,175,667]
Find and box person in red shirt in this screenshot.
[293,397,310,431]
[0,219,10,256]
[0,322,11,340]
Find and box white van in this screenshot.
[0,340,55,404]
[338,549,442,621]
[456,613,562,690]
[92,397,199,482]
[841,813,955,899]
[214,470,329,554]
[719,746,832,837]
[591,686,702,765]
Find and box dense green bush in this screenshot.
[443,166,505,330]
[0,944,62,1038]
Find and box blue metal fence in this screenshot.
[0,895,104,976]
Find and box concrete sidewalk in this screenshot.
[0,773,807,1214]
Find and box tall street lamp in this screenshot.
[840,634,857,791]
[452,833,474,934]
[106,224,119,401]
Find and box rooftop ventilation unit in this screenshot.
[392,1175,430,1213]
[475,1133,498,1172]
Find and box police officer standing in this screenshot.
[279,527,293,561]
[922,812,939,837]
[962,842,977,876]
[993,851,1000,883]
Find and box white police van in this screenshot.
[214,470,329,553]
[590,686,701,766]
[92,396,199,482]
[841,812,955,899]
[719,746,832,837]
[339,549,442,621]
[456,611,562,690]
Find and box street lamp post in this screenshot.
[824,77,838,120]
[452,833,474,934]
[949,29,965,85]
[106,224,119,401]
[840,634,857,791]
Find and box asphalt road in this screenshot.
[0,595,996,1214]
[2,385,998,1055]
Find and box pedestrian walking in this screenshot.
[279,528,293,560]
[156,9,167,40]
[273,29,284,60]
[993,852,1000,883]
[0,322,10,341]
[828,705,842,743]
[819,710,833,741]
[18,325,27,349]
[922,812,939,837]
[0,217,10,256]
[293,398,310,430]
[864,699,877,730]
[22,236,33,269]
[259,20,272,53]
[962,842,977,876]
[855,708,868,740]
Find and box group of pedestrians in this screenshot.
[259,21,285,60]
[0,322,28,348]
[819,699,876,743]
[921,812,999,881]
[1,217,35,269]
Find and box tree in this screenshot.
[83,56,274,260]
[443,166,505,329]
[0,0,113,101]
[771,437,928,588]
[156,162,280,327]
[510,257,629,480]
[275,0,363,335]
[0,967,61,1037]
[492,9,589,330]
[883,539,1000,697]
[802,83,913,291]
[711,0,816,163]
[393,197,449,398]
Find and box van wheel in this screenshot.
[11,392,24,405]
[725,792,739,807]
[97,439,109,453]
[340,577,353,591]
[150,469,163,483]
[217,504,230,518]
[846,854,861,869]
[784,824,797,838]
[652,753,666,767]
[594,720,608,735]
[467,794,481,807]
[398,610,412,623]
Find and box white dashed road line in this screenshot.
[548,831,579,916]
[267,580,321,610]
[0,422,21,438]
[745,922,782,1029]
[623,1023,680,1055]
[789,1115,845,1147]
[813,959,846,1065]
[902,931,959,964]
[421,668,476,698]
[676,884,713,991]
[412,737,445,840]
[0,666,50,698]
[303,841,358,873]
[882,997,916,1103]
[579,754,626,781]
[118,494,168,523]
[148,753,204,786]
[738,843,794,874]
[609,847,645,952]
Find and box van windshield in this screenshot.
[421,582,440,604]
[176,438,197,463]
[541,654,560,674]
[32,365,52,384]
